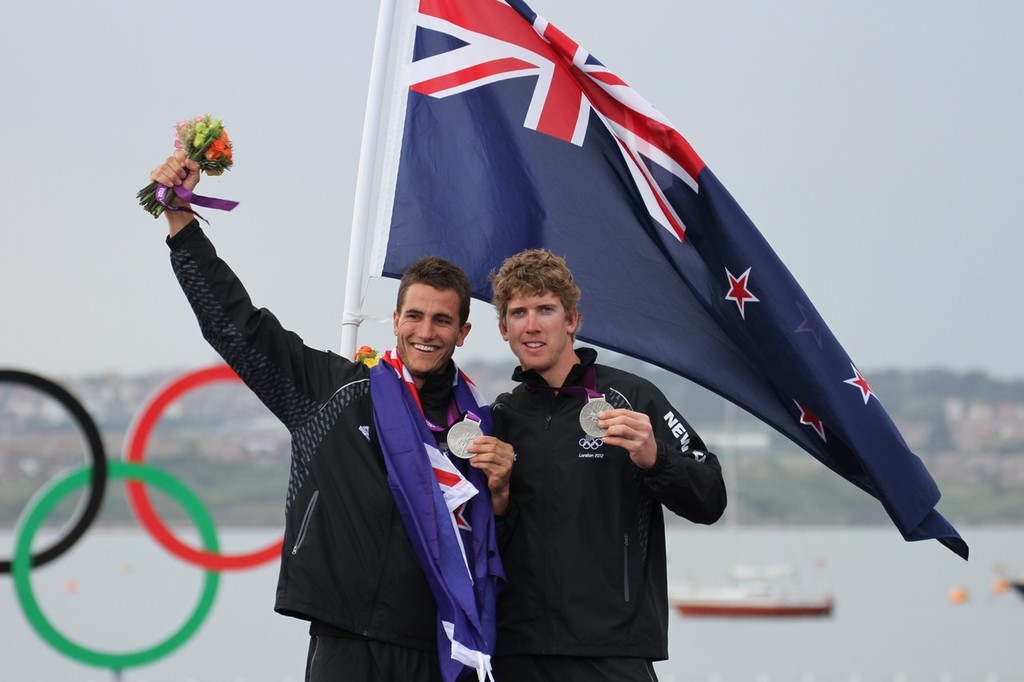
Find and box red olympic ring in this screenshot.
[123,364,283,570]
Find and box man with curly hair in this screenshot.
[489,248,727,681]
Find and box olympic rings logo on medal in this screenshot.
[1,366,284,672]
[579,437,604,450]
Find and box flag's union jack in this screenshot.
[409,0,705,242]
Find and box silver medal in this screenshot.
[579,396,612,438]
[447,418,483,459]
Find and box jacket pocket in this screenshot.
[291,490,320,555]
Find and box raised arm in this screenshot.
[149,150,360,430]
[150,150,200,238]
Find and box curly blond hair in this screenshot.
[489,249,582,339]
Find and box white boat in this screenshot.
[670,564,835,618]
[670,404,835,618]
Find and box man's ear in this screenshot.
[455,322,472,348]
[566,309,579,336]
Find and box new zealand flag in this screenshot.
[368,0,967,559]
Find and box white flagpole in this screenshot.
[341,0,400,359]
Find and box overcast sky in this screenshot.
[2,0,1022,383]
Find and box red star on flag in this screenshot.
[724,267,759,319]
[794,400,827,441]
[844,364,875,404]
[454,503,472,531]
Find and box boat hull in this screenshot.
[671,598,834,618]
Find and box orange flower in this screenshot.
[354,345,381,367]
[204,130,233,163]
[220,130,233,161]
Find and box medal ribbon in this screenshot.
[524,364,603,399]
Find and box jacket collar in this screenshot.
[511,346,598,388]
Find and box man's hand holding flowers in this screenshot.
[150,151,201,237]
[138,113,237,222]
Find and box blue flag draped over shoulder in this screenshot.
[366,0,967,559]
[371,351,503,680]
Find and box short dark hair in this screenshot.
[489,249,582,339]
[397,256,473,326]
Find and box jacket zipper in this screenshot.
[623,533,630,602]
[543,408,553,646]
[308,635,320,672]
[292,490,320,555]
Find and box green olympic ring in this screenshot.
[11,460,221,670]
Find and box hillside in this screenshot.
[2,360,1021,528]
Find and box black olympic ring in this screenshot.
[0,369,108,573]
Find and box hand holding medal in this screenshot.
[594,405,659,470]
[451,420,516,516]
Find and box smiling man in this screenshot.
[488,248,727,682]
[148,152,513,682]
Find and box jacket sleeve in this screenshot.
[634,381,727,525]
[167,220,356,430]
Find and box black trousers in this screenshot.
[492,655,659,682]
[305,635,443,682]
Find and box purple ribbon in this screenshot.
[525,364,603,397]
[155,184,239,224]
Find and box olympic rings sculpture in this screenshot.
[1,366,285,670]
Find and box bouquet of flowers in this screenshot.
[137,114,234,218]
[354,345,383,367]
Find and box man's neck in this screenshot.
[418,363,457,423]
[535,350,581,389]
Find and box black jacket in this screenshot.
[492,348,726,659]
[168,220,448,651]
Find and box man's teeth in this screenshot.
[414,344,437,352]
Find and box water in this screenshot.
[662,525,1022,681]
[2,526,1021,681]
